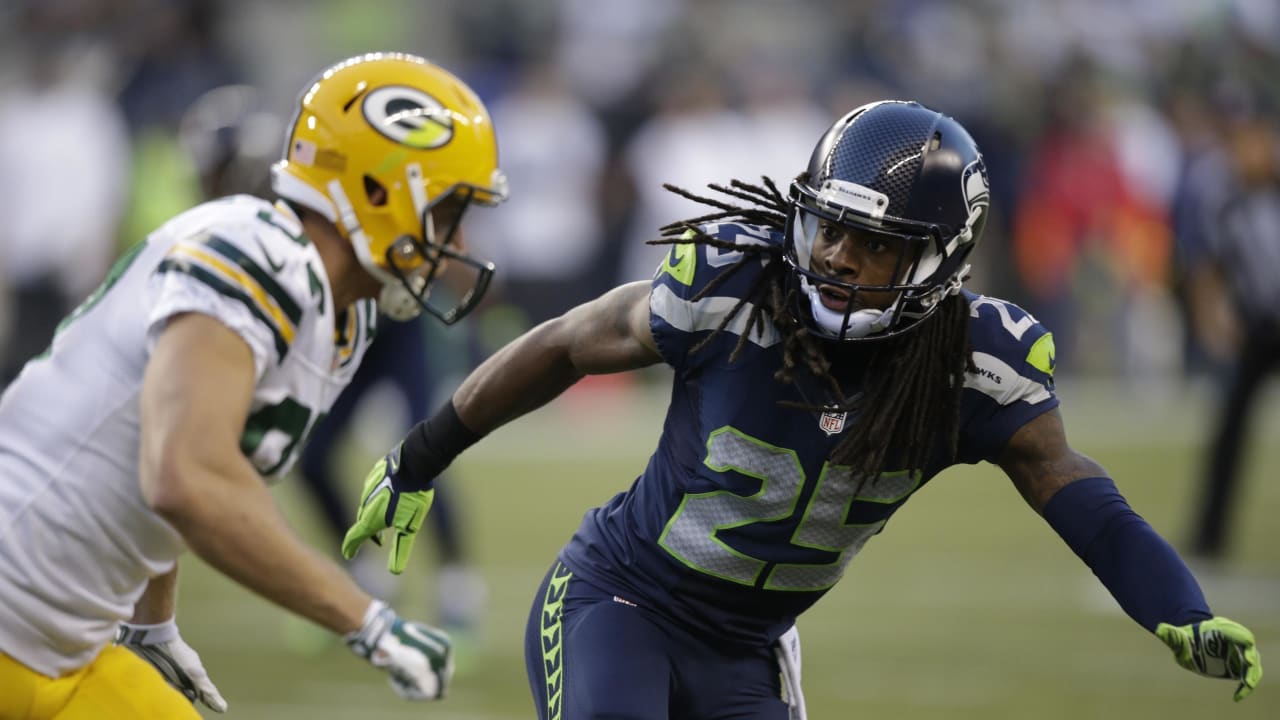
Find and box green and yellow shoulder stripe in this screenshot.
[157,233,304,360]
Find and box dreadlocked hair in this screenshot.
[649,177,976,479]
[828,295,975,478]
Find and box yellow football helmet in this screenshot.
[271,52,508,322]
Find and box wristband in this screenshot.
[345,600,392,658]
[396,400,482,492]
[117,618,180,645]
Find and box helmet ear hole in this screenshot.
[363,175,388,207]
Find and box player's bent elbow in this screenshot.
[139,449,207,527]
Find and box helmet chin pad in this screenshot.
[802,278,893,339]
[379,280,427,321]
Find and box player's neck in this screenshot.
[300,212,380,312]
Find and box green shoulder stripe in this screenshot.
[203,236,303,326]
[257,209,309,246]
[157,257,290,360]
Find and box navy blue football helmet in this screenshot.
[783,100,989,341]
[179,85,283,199]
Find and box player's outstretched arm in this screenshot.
[998,409,1261,701]
[141,312,456,700]
[140,312,372,634]
[343,281,662,572]
[453,280,663,430]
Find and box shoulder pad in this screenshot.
[653,222,782,294]
[154,199,320,360]
[648,223,785,367]
[963,292,1055,406]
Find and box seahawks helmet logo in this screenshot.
[363,86,454,149]
[962,159,990,214]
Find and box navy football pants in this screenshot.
[525,560,789,720]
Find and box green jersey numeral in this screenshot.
[241,398,325,476]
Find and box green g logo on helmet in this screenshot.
[363,86,454,149]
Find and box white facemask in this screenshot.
[800,277,894,339]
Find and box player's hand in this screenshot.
[1156,616,1262,701]
[115,620,228,713]
[346,600,453,700]
[341,443,435,574]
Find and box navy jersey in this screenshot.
[560,223,1058,648]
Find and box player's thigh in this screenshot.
[0,651,66,720]
[526,561,672,720]
[674,639,788,720]
[0,648,196,720]
[56,645,199,720]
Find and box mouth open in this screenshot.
[817,284,853,312]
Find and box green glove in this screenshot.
[1156,616,1262,701]
[342,445,435,575]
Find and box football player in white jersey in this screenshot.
[0,52,508,718]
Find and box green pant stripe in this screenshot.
[157,258,290,359]
[541,562,573,720]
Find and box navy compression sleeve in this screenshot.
[1042,476,1212,631]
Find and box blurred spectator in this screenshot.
[552,0,684,118]
[0,23,130,386]
[733,56,830,190]
[465,62,609,335]
[1186,106,1280,560]
[1166,82,1237,377]
[116,0,240,133]
[1009,58,1173,374]
[116,0,240,250]
[0,0,1276,392]
[617,64,744,283]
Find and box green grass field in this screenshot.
[179,377,1280,719]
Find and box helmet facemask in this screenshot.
[379,183,500,325]
[783,176,981,342]
[269,53,509,323]
[782,100,989,342]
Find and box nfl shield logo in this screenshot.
[819,410,847,436]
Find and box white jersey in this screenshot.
[0,196,376,676]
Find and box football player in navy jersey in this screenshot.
[345,100,1262,718]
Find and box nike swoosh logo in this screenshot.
[659,241,696,286]
[364,475,394,506]
[255,236,286,273]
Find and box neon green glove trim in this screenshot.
[1156,616,1262,702]
[342,451,435,575]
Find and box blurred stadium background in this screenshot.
[0,0,1277,717]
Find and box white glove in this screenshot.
[345,600,454,700]
[116,619,228,713]
[774,625,807,720]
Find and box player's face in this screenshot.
[808,219,908,311]
[387,194,470,279]
[429,193,469,260]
